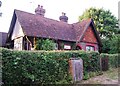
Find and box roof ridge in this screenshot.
[14,9,71,25]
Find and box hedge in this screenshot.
[100,53,118,68]
[1,48,100,84]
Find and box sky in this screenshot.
[0,0,119,32]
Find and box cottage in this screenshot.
[6,7,102,52]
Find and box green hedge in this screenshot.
[1,48,100,84]
[100,53,118,68]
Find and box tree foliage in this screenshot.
[101,34,120,54]
[101,38,110,53]
[109,34,120,54]
[79,7,118,38]
[35,39,56,50]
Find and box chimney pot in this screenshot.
[59,12,68,22]
[35,5,46,16]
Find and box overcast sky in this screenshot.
[0,0,119,32]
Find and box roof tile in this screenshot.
[14,10,94,42]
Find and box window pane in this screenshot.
[86,46,94,51]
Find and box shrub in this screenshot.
[108,54,118,68]
[35,39,56,50]
[100,53,118,68]
[1,48,100,85]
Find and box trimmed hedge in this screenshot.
[1,48,101,84]
[100,53,118,68]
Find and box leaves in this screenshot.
[100,54,118,68]
[35,39,56,50]
[101,34,120,54]
[79,7,118,38]
[2,48,118,84]
[1,48,102,84]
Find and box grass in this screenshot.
[77,68,118,84]
[103,68,118,80]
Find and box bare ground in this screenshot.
[77,68,119,85]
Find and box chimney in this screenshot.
[35,5,46,16]
[59,12,68,22]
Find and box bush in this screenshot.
[1,48,100,85]
[35,39,56,50]
[100,53,118,68]
[101,34,120,54]
[109,34,120,54]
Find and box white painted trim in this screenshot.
[11,18,24,40]
[64,45,71,50]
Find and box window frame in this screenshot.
[85,45,95,51]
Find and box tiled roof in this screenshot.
[8,9,101,45]
[15,10,76,42]
[0,32,7,47]
[73,19,91,41]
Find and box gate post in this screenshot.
[69,58,83,81]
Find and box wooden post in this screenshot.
[25,36,32,50]
[69,58,83,82]
[100,57,102,72]
[34,37,36,49]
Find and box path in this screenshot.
[77,68,119,84]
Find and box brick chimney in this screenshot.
[59,12,68,22]
[35,5,46,16]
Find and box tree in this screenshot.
[101,38,110,53]
[109,34,120,54]
[101,34,120,54]
[79,7,118,38]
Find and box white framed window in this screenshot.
[14,37,23,50]
[64,45,71,50]
[54,43,58,50]
[86,46,94,51]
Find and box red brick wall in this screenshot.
[82,26,97,43]
[78,42,98,51]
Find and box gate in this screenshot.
[101,57,109,71]
[69,58,83,81]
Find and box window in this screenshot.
[14,38,23,50]
[86,46,94,51]
[54,43,58,50]
[64,45,71,50]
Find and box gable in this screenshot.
[11,18,24,40]
[73,19,91,42]
[81,25,97,43]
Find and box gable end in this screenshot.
[81,25,97,43]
